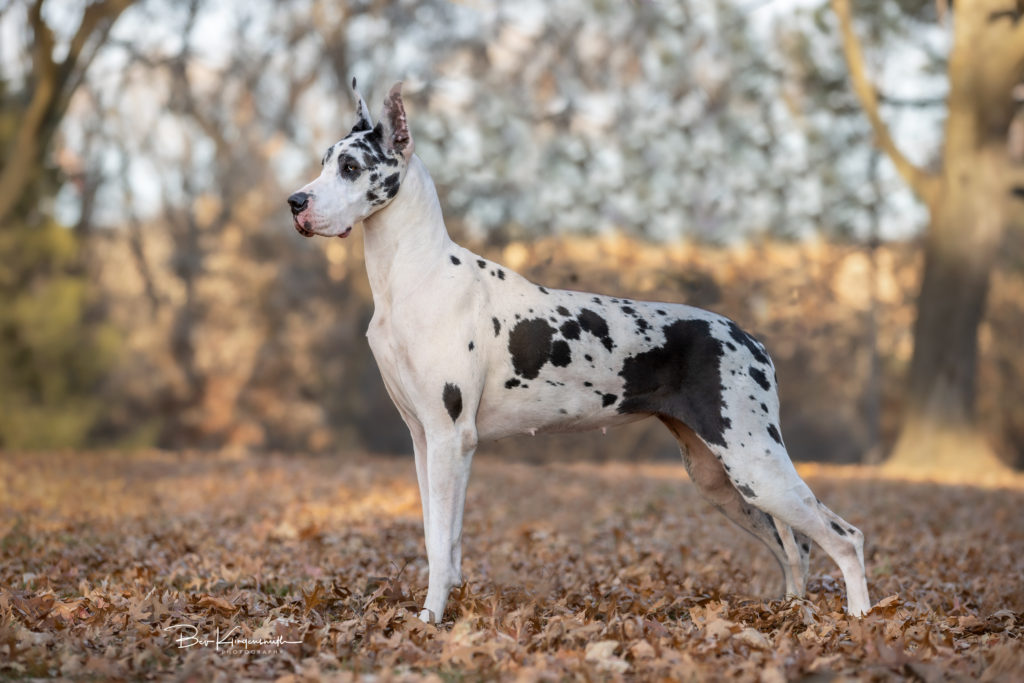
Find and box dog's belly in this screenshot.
[475,378,649,442]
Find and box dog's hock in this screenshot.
[380,81,413,158]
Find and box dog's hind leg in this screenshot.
[714,433,871,616]
[660,417,808,598]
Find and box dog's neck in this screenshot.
[362,154,452,308]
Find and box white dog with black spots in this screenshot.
[287,80,872,623]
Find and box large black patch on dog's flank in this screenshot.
[617,319,731,447]
[508,318,558,380]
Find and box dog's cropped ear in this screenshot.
[351,77,373,133]
[377,81,413,159]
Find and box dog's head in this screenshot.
[287,80,414,238]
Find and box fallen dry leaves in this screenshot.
[1,450,1021,680]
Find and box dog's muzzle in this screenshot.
[287,192,315,237]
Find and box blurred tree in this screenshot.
[833,0,1024,470]
[0,1,132,448]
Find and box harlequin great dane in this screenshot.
[287,80,871,623]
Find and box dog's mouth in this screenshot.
[292,220,352,239]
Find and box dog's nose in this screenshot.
[287,192,310,215]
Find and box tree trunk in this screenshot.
[834,0,1023,472]
[886,1,1022,473]
[888,147,1008,472]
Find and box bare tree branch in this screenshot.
[0,0,133,225]
[831,0,941,207]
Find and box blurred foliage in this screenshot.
[0,0,1020,464]
[0,218,118,448]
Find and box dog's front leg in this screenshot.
[418,426,477,624]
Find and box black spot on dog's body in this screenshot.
[508,318,557,379]
[760,403,768,413]
[505,378,521,389]
[550,340,571,367]
[725,342,736,351]
[749,366,771,391]
[584,354,593,362]
[577,309,614,352]
[559,319,581,340]
[602,393,617,407]
[727,321,770,365]
[766,424,782,444]
[442,383,462,421]
[497,270,506,280]
[656,309,666,316]
[556,306,571,317]
[583,381,592,387]
[621,306,636,316]
[737,483,757,498]
[617,319,732,447]
[468,341,475,351]
[492,317,501,336]
[538,286,549,294]
[592,297,602,304]
[450,255,461,265]
[477,259,486,268]
[830,522,847,536]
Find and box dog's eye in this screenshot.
[339,157,361,178]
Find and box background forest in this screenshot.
[1,0,1022,471]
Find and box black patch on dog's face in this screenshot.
[381,173,401,199]
[508,318,556,380]
[442,383,462,422]
[749,366,771,391]
[577,309,614,352]
[338,154,362,180]
[617,319,731,447]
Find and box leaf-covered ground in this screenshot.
[1,450,1022,681]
